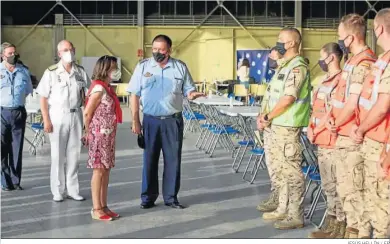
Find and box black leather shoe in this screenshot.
[13,185,23,190]
[140,203,156,209]
[165,202,186,209]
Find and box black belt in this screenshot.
[145,112,182,120]
[1,106,25,110]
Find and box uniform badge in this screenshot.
[292,68,300,74]
[144,72,153,77]
[0,74,4,79]
[75,73,84,82]
[277,74,285,80]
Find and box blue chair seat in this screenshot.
[308,172,321,181]
[201,124,216,128]
[250,148,264,155]
[183,113,206,120]
[31,123,44,130]
[302,165,316,175]
[211,128,239,134]
[238,140,254,146]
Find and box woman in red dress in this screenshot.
[83,55,123,221]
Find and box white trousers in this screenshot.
[48,109,82,197]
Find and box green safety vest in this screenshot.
[267,56,311,127]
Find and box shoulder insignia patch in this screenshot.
[139,58,149,64]
[293,68,300,73]
[360,62,371,69]
[48,64,58,71]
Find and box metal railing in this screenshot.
[64,14,138,26]
[63,14,340,29]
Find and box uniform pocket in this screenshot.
[172,78,184,94]
[284,142,302,159]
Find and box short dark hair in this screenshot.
[242,58,250,67]
[321,42,343,61]
[152,34,172,48]
[92,55,118,81]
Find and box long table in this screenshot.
[192,96,244,106]
[217,106,260,117]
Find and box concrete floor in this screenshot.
[1,107,324,238]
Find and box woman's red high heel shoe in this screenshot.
[91,208,113,221]
[103,206,120,219]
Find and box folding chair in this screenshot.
[182,99,205,137]
[203,106,239,157]
[116,83,130,106]
[242,128,266,184]
[304,172,328,229]
[231,114,256,172]
[28,122,45,156]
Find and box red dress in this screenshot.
[86,85,117,169]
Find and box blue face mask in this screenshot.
[275,42,287,55]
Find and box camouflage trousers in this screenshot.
[317,147,345,221]
[334,136,363,230]
[263,127,280,192]
[358,138,390,238]
[270,125,304,216]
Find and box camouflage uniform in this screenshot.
[334,58,374,238]
[257,84,279,212]
[262,60,308,229]
[358,64,390,238]
[318,148,345,221]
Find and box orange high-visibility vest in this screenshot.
[357,50,390,143]
[330,48,377,137]
[308,71,342,148]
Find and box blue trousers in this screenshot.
[1,107,27,188]
[141,113,183,204]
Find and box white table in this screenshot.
[192,96,244,106]
[218,106,260,117]
[26,101,40,114]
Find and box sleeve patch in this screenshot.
[293,68,300,73]
[48,64,58,71]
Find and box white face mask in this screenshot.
[110,69,121,81]
[61,51,75,64]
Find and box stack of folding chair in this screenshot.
[182,98,206,137]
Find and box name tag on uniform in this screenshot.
[277,74,285,80]
[273,89,280,93]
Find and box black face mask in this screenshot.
[338,37,350,55]
[5,54,19,65]
[268,58,278,69]
[275,42,287,55]
[152,52,166,63]
[318,59,329,72]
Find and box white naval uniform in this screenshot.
[37,61,90,198]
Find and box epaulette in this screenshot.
[175,59,187,67]
[139,58,149,64]
[48,64,58,71]
[75,63,85,70]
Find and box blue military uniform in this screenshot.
[1,62,33,189]
[127,57,195,205]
